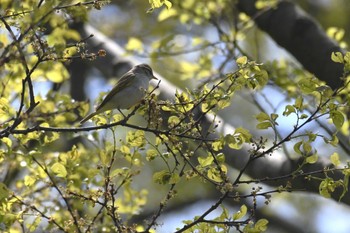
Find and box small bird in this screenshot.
[80,64,157,124]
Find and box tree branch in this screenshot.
[237,0,344,89]
[79,24,350,206]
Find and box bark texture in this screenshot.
[237,0,344,89]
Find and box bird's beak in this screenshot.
[152,75,158,80]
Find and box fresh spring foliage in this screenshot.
[0,0,350,233]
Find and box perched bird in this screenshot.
[80,64,157,124]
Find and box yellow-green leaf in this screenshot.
[198,156,213,167]
[233,204,247,220]
[327,27,345,41]
[127,130,145,147]
[330,152,341,166]
[1,137,12,148]
[169,173,180,184]
[149,0,162,8]
[28,216,41,232]
[293,141,303,154]
[46,62,69,83]
[306,154,318,164]
[51,162,67,178]
[164,0,172,9]
[153,170,171,184]
[0,183,9,200]
[303,142,312,154]
[236,56,248,66]
[256,112,270,122]
[24,175,36,187]
[235,127,252,142]
[212,140,223,151]
[168,115,180,125]
[283,105,295,116]
[207,166,226,182]
[256,122,272,129]
[255,219,269,231]
[146,149,158,161]
[126,37,143,53]
[331,51,344,63]
[294,96,303,109]
[330,110,344,130]
[158,8,177,21]
[120,145,131,154]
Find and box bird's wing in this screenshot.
[95,71,136,111]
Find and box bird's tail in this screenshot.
[80,111,98,124]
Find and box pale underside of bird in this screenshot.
[80,64,157,124]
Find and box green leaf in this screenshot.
[24,175,36,187]
[149,0,162,8]
[225,134,239,149]
[298,78,317,94]
[306,132,316,141]
[146,149,158,161]
[169,173,180,184]
[207,166,226,182]
[303,142,312,154]
[198,156,214,167]
[255,219,269,231]
[51,162,67,178]
[233,205,247,220]
[217,98,231,109]
[161,105,173,111]
[294,96,303,110]
[120,145,131,154]
[158,8,177,21]
[153,170,171,184]
[283,105,295,116]
[44,131,59,144]
[330,152,341,166]
[216,153,225,163]
[293,141,303,154]
[27,216,41,232]
[319,178,335,198]
[168,115,180,125]
[236,56,248,66]
[1,137,12,148]
[327,27,345,41]
[329,134,339,146]
[316,85,333,98]
[212,139,224,151]
[110,168,129,178]
[331,51,344,63]
[306,154,318,164]
[340,170,349,200]
[270,113,279,123]
[255,69,269,87]
[330,110,344,130]
[46,62,69,83]
[256,122,272,129]
[201,102,209,112]
[256,112,270,122]
[127,130,145,147]
[235,127,252,141]
[225,128,251,150]
[0,183,9,201]
[164,0,172,9]
[125,37,143,53]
